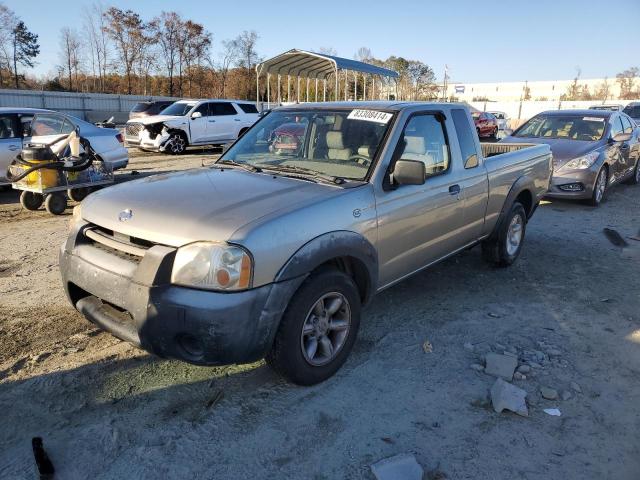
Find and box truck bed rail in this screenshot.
[481,142,540,158]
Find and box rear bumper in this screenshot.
[59,223,303,365]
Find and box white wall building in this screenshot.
[443,77,629,102]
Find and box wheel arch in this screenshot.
[274,231,378,305]
[489,176,536,240]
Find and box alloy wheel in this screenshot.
[506,213,524,256]
[595,169,607,203]
[300,292,351,366]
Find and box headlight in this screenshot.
[171,242,252,291]
[561,151,599,170]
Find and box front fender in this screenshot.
[274,231,378,304]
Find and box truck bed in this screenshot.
[481,142,553,237]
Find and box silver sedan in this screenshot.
[0,107,128,186]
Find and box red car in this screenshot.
[472,111,499,139]
[269,122,307,155]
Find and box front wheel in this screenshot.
[589,167,607,206]
[482,201,527,267]
[624,159,640,185]
[44,192,67,215]
[266,269,361,385]
[165,132,187,155]
[20,191,43,210]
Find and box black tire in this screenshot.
[67,187,90,202]
[20,191,43,210]
[491,127,498,140]
[624,159,640,185]
[265,269,361,385]
[588,166,608,207]
[166,132,187,155]
[44,192,67,215]
[482,201,527,267]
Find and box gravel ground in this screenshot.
[1,148,639,479]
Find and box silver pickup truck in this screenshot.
[60,102,552,385]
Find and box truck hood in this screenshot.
[500,136,603,168]
[127,115,186,126]
[80,168,342,247]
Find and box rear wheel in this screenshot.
[624,159,640,185]
[589,166,607,206]
[44,192,67,215]
[266,269,361,385]
[20,191,43,210]
[482,201,527,267]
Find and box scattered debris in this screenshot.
[600,298,613,303]
[205,390,224,409]
[540,387,558,400]
[484,353,518,381]
[422,340,433,353]
[543,408,562,417]
[371,453,424,480]
[470,363,484,372]
[490,378,528,417]
[603,228,628,248]
[487,312,501,318]
[32,437,54,480]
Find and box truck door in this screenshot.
[209,102,241,142]
[376,111,471,287]
[0,114,22,184]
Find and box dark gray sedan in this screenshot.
[501,109,640,206]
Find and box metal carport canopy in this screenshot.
[256,49,399,79]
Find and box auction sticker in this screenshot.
[583,117,604,122]
[348,109,393,124]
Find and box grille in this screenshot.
[125,123,143,137]
[83,225,155,262]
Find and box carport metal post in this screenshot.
[363,74,366,100]
[335,69,338,101]
[287,75,291,102]
[266,73,270,107]
[297,76,301,103]
[277,74,281,105]
[315,78,318,102]
[354,71,358,101]
[306,77,310,102]
[323,79,327,102]
[344,69,348,101]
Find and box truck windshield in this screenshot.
[160,102,196,116]
[513,114,605,141]
[220,108,394,181]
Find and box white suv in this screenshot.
[124,99,259,154]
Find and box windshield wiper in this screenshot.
[213,159,262,173]
[259,164,344,185]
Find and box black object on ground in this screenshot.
[32,437,54,479]
[603,228,628,247]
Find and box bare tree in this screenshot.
[317,46,337,56]
[59,27,82,91]
[616,67,639,100]
[213,38,239,98]
[102,7,148,94]
[0,4,17,86]
[83,2,110,91]
[150,11,182,96]
[181,20,211,97]
[234,30,259,99]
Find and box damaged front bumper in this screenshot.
[125,127,172,152]
[59,222,304,365]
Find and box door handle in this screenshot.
[448,184,461,195]
[208,120,216,123]
[234,119,241,122]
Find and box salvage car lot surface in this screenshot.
[1,148,639,479]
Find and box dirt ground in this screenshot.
[1,148,639,479]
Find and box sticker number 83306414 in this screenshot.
[347,109,393,124]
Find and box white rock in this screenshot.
[490,378,528,417]
[371,453,424,480]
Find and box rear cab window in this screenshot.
[452,109,480,168]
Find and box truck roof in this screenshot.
[276,101,469,112]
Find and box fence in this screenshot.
[470,99,640,129]
[0,89,180,124]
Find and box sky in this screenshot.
[4,0,639,83]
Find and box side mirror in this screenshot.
[611,132,631,143]
[191,111,202,119]
[393,159,426,186]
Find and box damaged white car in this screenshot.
[124,99,259,154]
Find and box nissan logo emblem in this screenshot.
[118,209,133,222]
